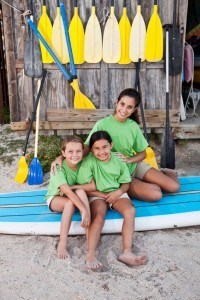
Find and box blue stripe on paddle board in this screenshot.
[0,191,199,222]
[0,176,200,206]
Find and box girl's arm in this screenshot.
[71,179,96,192]
[59,183,88,214]
[87,190,108,198]
[116,149,146,164]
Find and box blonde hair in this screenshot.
[61,136,84,152]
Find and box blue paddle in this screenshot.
[28,79,43,185]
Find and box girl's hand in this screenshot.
[80,209,91,228]
[114,152,131,163]
[105,189,123,205]
[50,156,63,174]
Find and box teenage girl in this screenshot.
[51,88,180,201]
[46,136,94,259]
[83,88,180,201]
[76,131,147,270]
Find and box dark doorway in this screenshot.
[0,4,9,124]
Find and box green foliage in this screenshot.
[25,135,62,173]
[3,106,10,124]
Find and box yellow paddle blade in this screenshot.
[14,156,29,184]
[37,5,54,63]
[84,6,102,63]
[71,80,96,109]
[118,7,131,64]
[69,7,85,64]
[129,5,146,62]
[144,147,158,169]
[103,7,121,63]
[145,5,163,62]
[52,7,69,64]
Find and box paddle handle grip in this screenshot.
[23,70,47,156]
[111,0,114,7]
[74,0,77,8]
[27,19,73,83]
[60,2,77,78]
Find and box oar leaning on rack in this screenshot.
[27,11,95,109]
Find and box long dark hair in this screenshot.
[89,131,112,149]
[116,88,141,124]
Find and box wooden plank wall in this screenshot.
[2,0,188,126]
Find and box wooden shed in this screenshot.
[2,0,198,138]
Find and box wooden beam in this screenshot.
[47,108,180,127]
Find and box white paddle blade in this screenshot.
[103,12,121,63]
[129,14,146,62]
[52,14,69,64]
[84,12,102,63]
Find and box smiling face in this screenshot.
[61,141,83,168]
[91,139,112,162]
[114,96,137,122]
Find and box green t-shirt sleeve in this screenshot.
[50,167,68,189]
[76,157,93,184]
[133,123,149,153]
[118,160,131,184]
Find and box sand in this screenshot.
[0,125,200,300]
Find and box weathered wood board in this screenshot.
[2,0,188,127]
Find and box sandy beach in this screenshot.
[0,125,200,300]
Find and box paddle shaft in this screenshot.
[22,70,47,156]
[60,2,77,79]
[27,19,73,83]
[165,28,170,166]
[134,59,148,141]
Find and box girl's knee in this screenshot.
[93,214,105,226]
[150,189,162,202]
[167,181,180,193]
[123,206,135,219]
[65,201,75,210]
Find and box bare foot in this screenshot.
[57,241,70,259]
[86,252,103,270]
[118,251,147,266]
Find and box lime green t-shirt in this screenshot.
[45,160,81,201]
[84,115,148,174]
[77,152,131,193]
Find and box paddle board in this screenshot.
[0,176,200,235]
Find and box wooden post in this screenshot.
[2,2,19,122]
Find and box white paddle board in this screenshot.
[0,176,200,235]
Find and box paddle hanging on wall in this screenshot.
[69,0,85,64]
[145,0,163,62]
[118,0,131,64]
[37,0,53,63]
[52,0,69,64]
[103,0,121,63]
[165,0,183,76]
[84,0,102,63]
[60,1,96,109]
[24,1,42,78]
[129,0,146,63]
